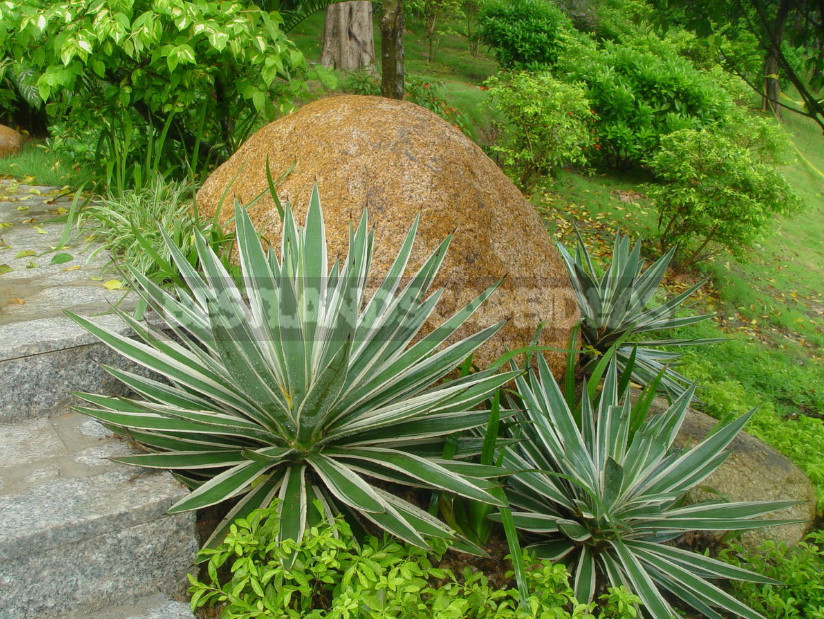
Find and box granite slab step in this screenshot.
[0,181,150,422]
[0,312,165,423]
[86,595,195,619]
[0,411,198,618]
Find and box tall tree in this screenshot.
[381,0,405,98]
[658,0,824,130]
[320,1,376,70]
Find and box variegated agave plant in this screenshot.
[557,231,717,399]
[500,355,797,618]
[69,186,518,549]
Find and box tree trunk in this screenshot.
[320,1,375,71]
[380,0,404,99]
[762,0,792,119]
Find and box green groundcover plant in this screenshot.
[189,498,642,618]
[718,532,824,617]
[556,231,715,399]
[499,355,797,618]
[66,174,234,286]
[68,187,519,549]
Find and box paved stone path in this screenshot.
[0,179,136,328]
[0,178,197,618]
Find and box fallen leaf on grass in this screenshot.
[0,264,11,275]
[8,298,25,305]
[63,265,81,272]
[14,250,35,259]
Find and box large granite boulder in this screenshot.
[649,398,817,550]
[197,95,579,373]
[0,124,23,157]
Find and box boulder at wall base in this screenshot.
[197,95,579,374]
[649,397,817,550]
[0,124,23,157]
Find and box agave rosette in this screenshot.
[501,355,797,618]
[557,232,717,398]
[69,186,518,548]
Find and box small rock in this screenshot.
[0,125,23,158]
[651,397,817,550]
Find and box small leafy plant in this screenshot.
[718,532,824,617]
[499,354,797,618]
[69,186,517,549]
[557,231,714,398]
[189,499,642,618]
[1,0,309,186]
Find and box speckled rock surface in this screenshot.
[0,412,198,618]
[197,95,579,374]
[0,124,22,157]
[650,398,816,549]
[81,595,195,619]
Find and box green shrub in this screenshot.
[69,187,517,550]
[646,127,802,267]
[484,71,594,192]
[0,0,311,188]
[499,355,794,618]
[719,532,824,617]
[189,499,641,618]
[477,0,572,69]
[557,34,731,168]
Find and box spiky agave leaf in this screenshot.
[498,355,799,618]
[69,185,518,550]
[556,231,719,399]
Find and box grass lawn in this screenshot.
[0,140,88,187]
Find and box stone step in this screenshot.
[0,313,154,423]
[0,411,198,618]
[0,181,144,423]
[85,595,194,619]
[59,595,194,619]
